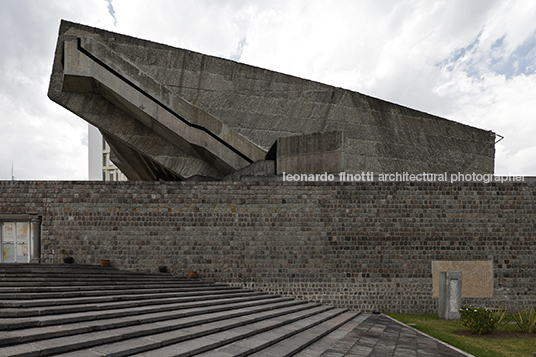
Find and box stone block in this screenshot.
[438,271,462,320]
[432,261,493,298]
[91,337,161,356]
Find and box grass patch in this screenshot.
[387,313,536,357]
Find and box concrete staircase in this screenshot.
[0,264,363,357]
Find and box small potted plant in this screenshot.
[60,248,74,264]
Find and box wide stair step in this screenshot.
[0,284,237,298]
[0,295,295,331]
[293,313,371,356]
[0,291,274,317]
[53,304,329,356]
[0,288,254,308]
[245,311,360,357]
[0,263,377,357]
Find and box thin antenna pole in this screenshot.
[11,161,14,181]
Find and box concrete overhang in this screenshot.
[49,21,496,179]
[51,26,266,180]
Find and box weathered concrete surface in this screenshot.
[277,131,345,174]
[49,20,495,180]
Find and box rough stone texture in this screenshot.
[1,180,535,314]
[432,260,493,298]
[49,21,495,181]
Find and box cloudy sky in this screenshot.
[1,0,535,180]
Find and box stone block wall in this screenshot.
[1,180,535,313]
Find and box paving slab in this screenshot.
[0,293,276,319]
[2,296,289,332]
[11,325,67,343]
[200,308,344,356]
[0,286,219,300]
[251,311,360,357]
[0,342,41,357]
[2,299,312,356]
[318,314,470,357]
[0,290,264,309]
[28,330,123,355]
[141,305,329,356]
[113,322,167,339]
[295,313,369,357]
[0,330,21,346]
[89,337,161,357]
[135,337,221,357]
[0,318,39,331]
[55,350,105,357]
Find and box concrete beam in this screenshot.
[61,35,265,179]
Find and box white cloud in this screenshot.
[434,70,536,174]
[110,0,254,59]
[0,0,115,180]
[0,0,535,179]
[427,1,536,175]
[497,145,536,175]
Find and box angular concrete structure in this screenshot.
[49,21,495,181]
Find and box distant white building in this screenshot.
[88,124,127,181]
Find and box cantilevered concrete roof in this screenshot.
[49,21,495,180]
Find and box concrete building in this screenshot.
[2,21,533,322]
[49,21,495,182]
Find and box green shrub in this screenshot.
[459,305,509,335]
[511,308,536,333]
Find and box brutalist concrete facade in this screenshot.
[49,21,495,180]
[2,180,534,314]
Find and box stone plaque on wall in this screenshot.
[432,261,493,298]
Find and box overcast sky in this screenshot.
[1,0,535,180]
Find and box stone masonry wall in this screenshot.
[1,180,535,313]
